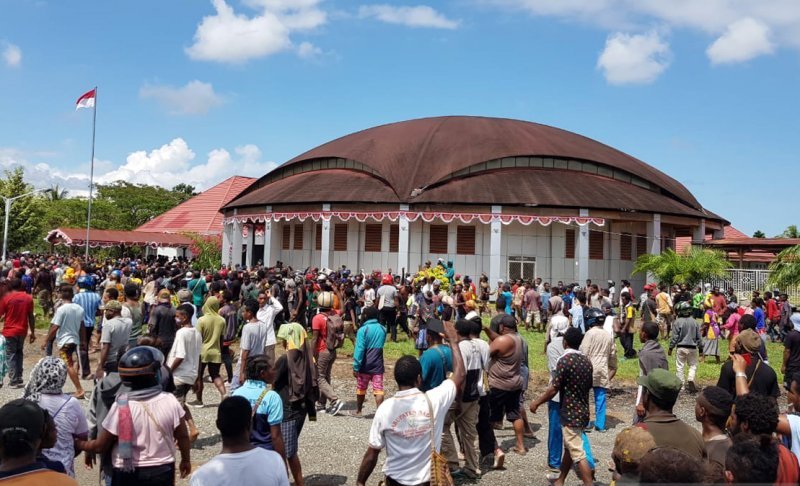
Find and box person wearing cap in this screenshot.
[311,291,344,415]
[638,368,705,458]
[73,275,102,379]
[149,289,177,356]
[0,399,78,485]
[609,426,656,484]
[580,307,617,432]
[668,301,702,393]
[96,300,132,381]
[377,274,401,342]
[717,328,779,398]
[177,288,198,327]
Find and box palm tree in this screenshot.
[767,245,800,290]
[778,225,800,239]
[46,184,68,201]
[632,246,732,286]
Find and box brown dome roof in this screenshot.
[227,116,708,217]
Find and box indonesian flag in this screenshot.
[75,88,96,110]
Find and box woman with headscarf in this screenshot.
[194,296,227,407]
[23,356,89,477]
[274,322,318,486]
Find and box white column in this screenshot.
[397,204,410,274]
[692,218,706,245]
[244,223,254,268]
[263,206,272,267]
[232,217,243,269]
[489,205,502,287]
[647,213,662,255]
[577,209,590,283]
[320,203,331,270]
[222,219,233,266]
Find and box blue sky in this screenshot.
[1,0,798,236]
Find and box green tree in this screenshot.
[186,233,221,271]
[632,246,732,287]
[753,230,766,238]
[778,225,800,239]
[767,245,800,290]
[0,167,46,253]
[96,181,193,229]
[46,184,69,201]
[172,183,197,197]
[41,198,125,231]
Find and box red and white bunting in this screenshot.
[226,211,606,227]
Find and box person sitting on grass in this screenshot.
[352,306,386,417]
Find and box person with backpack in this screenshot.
[351,306,386,417]
[311,291,345,416]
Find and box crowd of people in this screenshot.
[0,253,799,485]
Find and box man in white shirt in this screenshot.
[356,321,465,486]
[363,281,376,309]
[191,396,289,486]
[256,290,283,368]
[169,303,202,441]
[43,285,85,398]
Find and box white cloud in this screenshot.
[487,1,800,68]
[707,17,775,64]
[0,139,277,196]
[139,80,225,115]
[186,0,326,63]
[597,30,671,85]
[358,5,460,29]
[2,42,21,67]
[297,41,322,58]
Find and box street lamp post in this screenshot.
[1,188,52,262]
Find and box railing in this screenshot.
[706,269,799,303]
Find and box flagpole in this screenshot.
[85,86,97,261]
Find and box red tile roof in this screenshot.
[675,226,790,263]
[46,228,192,248]
[137,176,255,235]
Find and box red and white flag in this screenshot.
[75,88,96,110]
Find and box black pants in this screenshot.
[477,395,498,457]
[112,463,175,486]
[620,333,636,359]
[380,307,399,341]
[80,326,93,378]
[221,344,233,382]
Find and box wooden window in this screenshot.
[292,224,304,250]
[636,234,647,256]
[565,229,575,258]
[456,226,475,255]
[429,225,448,254]
[364,224,383,252]
[389,224,399,253]
[315,224,322,251]
[589,230,604,260]
[281,225,290,250]
[620,233,632,261]
[333,224,348,251]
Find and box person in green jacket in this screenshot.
[352,307,386,416]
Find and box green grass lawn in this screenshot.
[338,316,786,386]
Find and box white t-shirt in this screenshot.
[39,393,89,477]
[377,285,398,308]
[459,338,489,398]
[786,414,800,465]
[168,326,203,385]
[363,288,376,307]
[368,379,457,485]
[51,302,83,348]
[256,299,283,347]
[240,321,269,355]
[190,447,289,486]
[602,315,616,337]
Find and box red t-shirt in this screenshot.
[767,299,781,320]
[0,291,34,338]
[311,313,328,355]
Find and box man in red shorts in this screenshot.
[352,306,386,416]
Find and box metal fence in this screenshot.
[706,268,799,303]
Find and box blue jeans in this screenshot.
[549,401,596,470]
[593,387,607,431]
[547,401,563,468]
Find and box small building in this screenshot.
[45,228,193,256]
[221,116,729,288]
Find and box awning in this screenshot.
[45,228,192,249]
